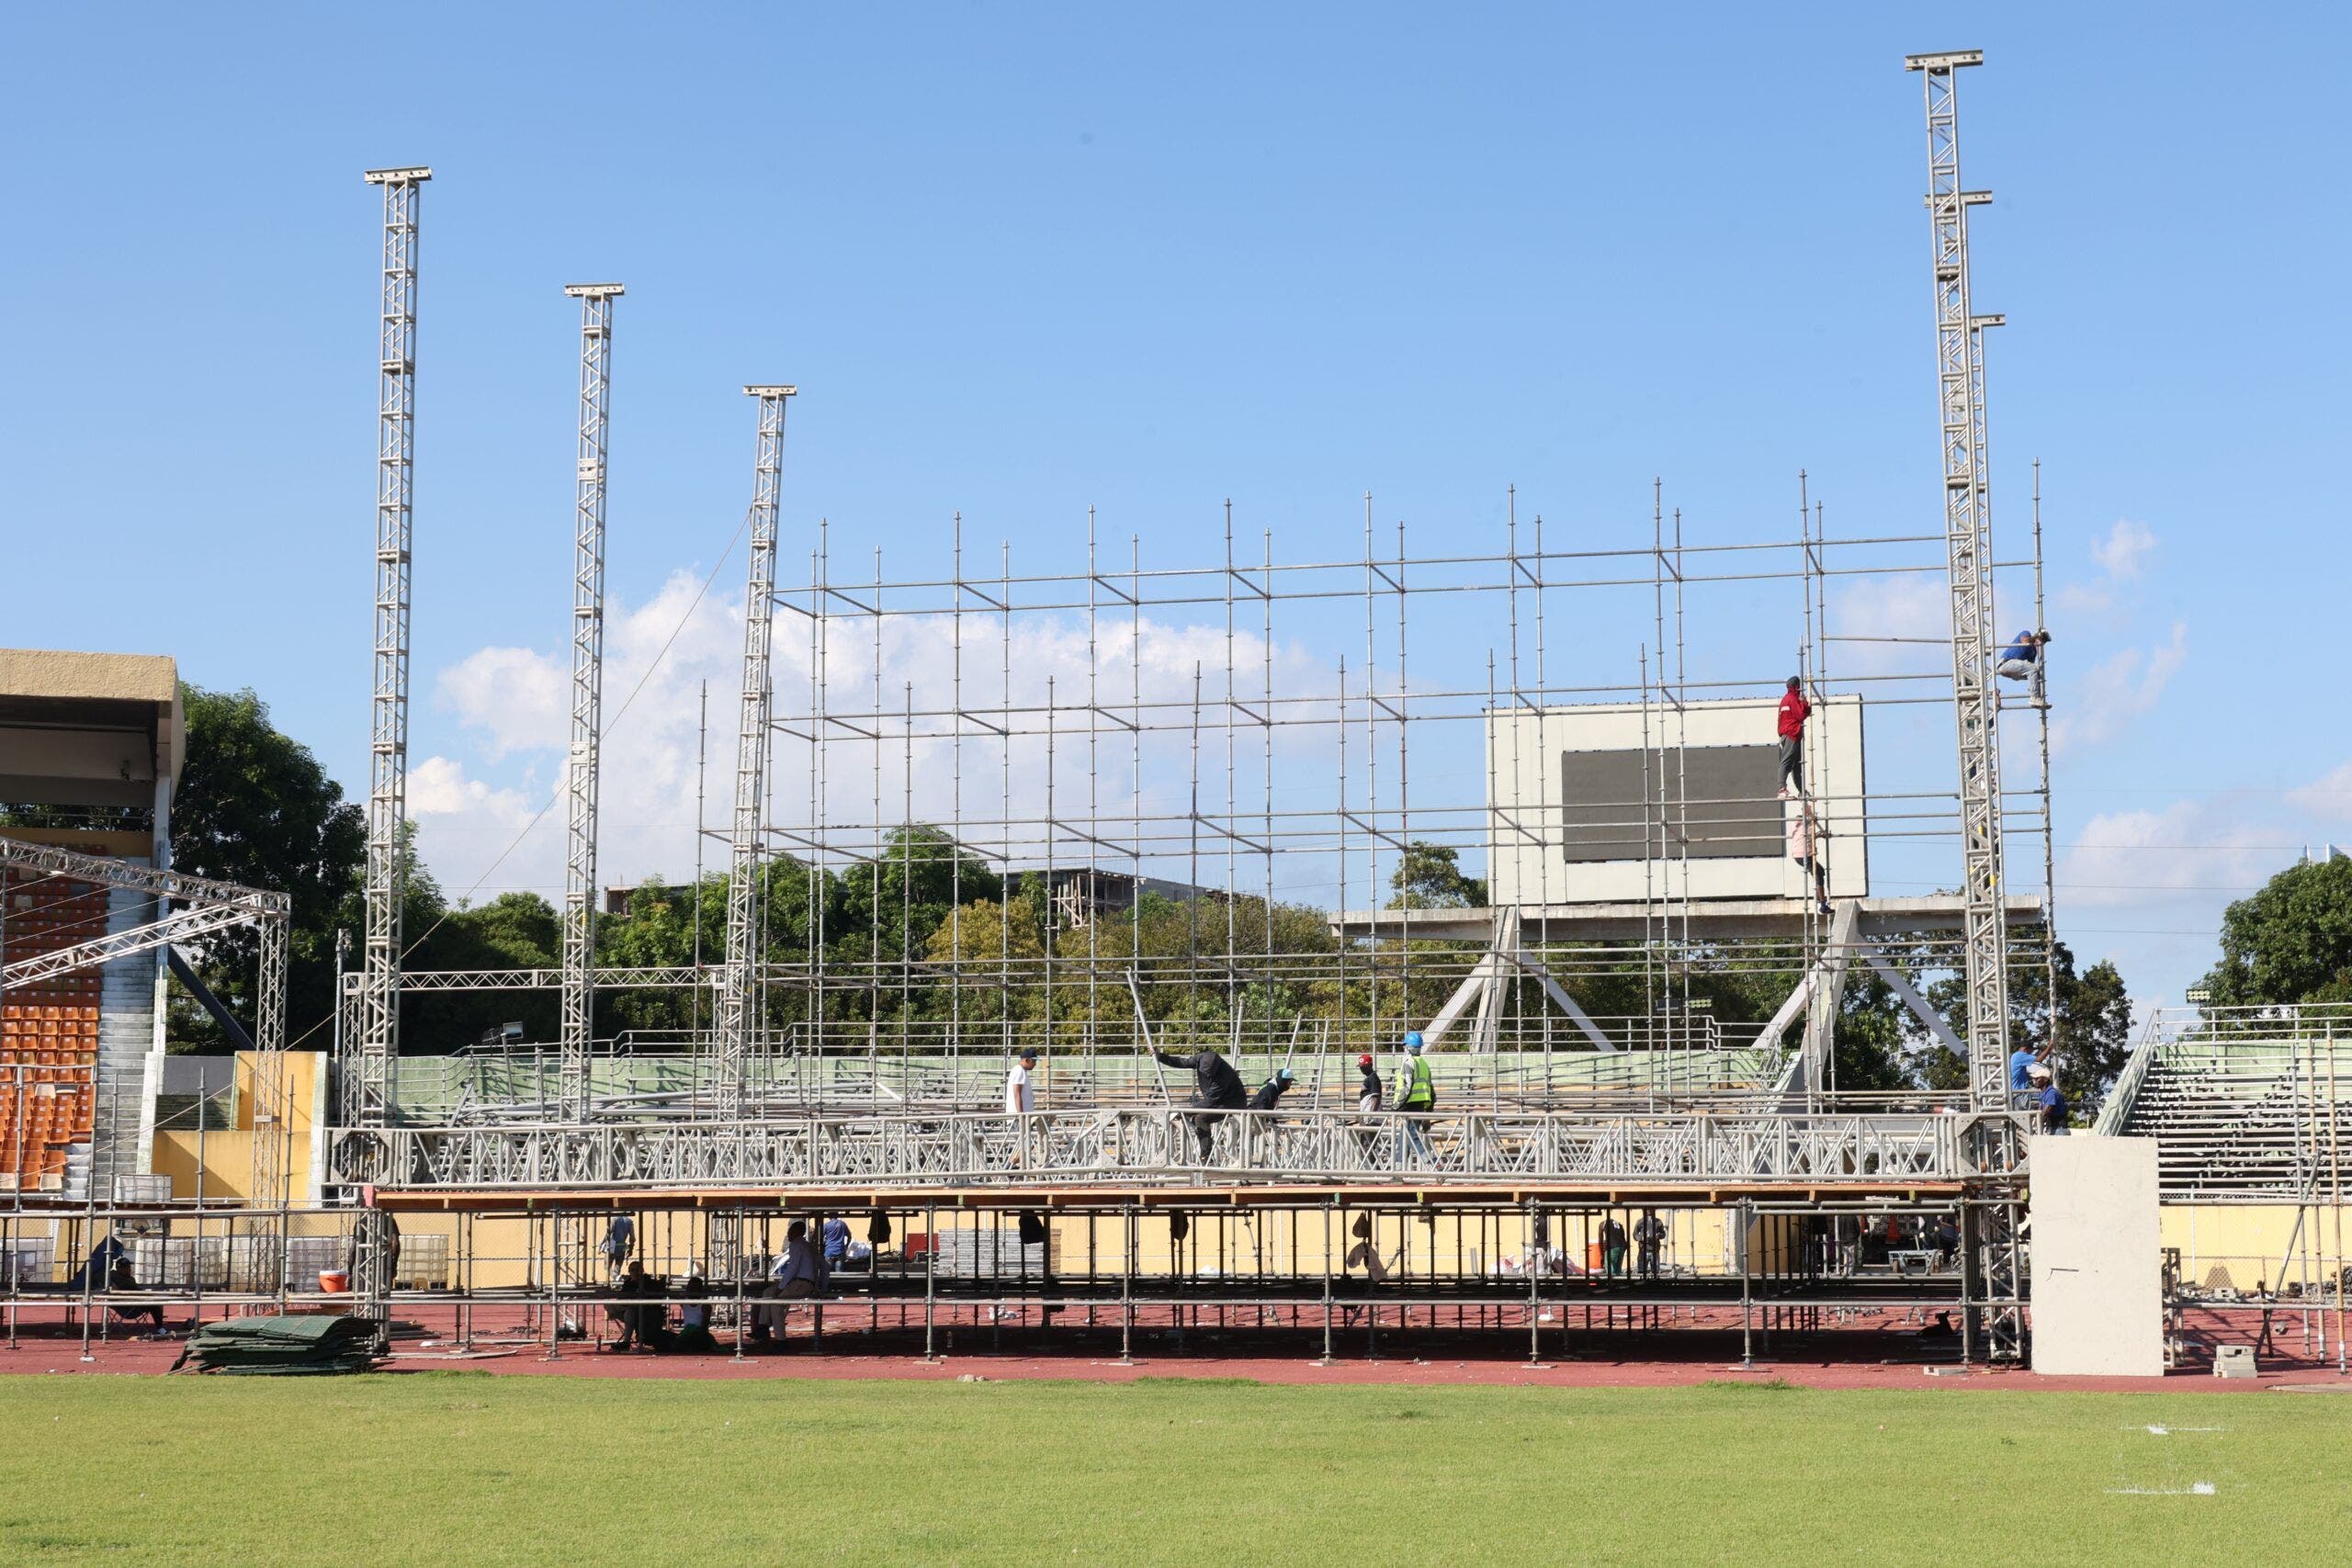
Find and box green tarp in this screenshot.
[173,1314,380,1376]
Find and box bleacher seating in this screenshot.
[2109,1036,2352,1200]
[0,865,107,1192]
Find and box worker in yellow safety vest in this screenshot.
[1395,1032,1435,1165]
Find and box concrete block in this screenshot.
[2213,1344,2257,1380]
[2030,1134,2165,1377]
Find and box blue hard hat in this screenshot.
[1404,1032,1424,1052]
[1276,1067,1295,1083]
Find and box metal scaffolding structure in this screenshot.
[560,283,623,1122]
[0,53,2092,1371]
[355,165,430,1130]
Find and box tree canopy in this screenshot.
[2198,856,2352,1007]
[1386,840,1487,909]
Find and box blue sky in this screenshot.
[4,4,2346,1012]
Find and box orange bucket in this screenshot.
[318,1269,351,1293]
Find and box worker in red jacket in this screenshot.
[1776,676,1812,795]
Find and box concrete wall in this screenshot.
[2030,1134,2165,1376]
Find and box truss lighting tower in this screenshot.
[713,385,796,1116]
[559,284,623,1122]
[1904,53,2012,1112]
[356,165,430,1128]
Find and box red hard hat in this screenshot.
[1357,1054,1374,1067]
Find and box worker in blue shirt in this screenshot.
[2007,1046,2038,1111]
[820,1214,851,1276]
[2036,1074,2069,1135]
[1996,629,2051,706]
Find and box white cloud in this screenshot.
[2058,795,2278,908]
[2056,518,2157,615]
[2289,760,2352,822]
[2092,518,2156,581]
[2049,620,2186,755]
[1825,572,1951,677]
[436,647,567,760]
[408,755,537,828]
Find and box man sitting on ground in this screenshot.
[607,1259,669,1352]
[672,1267,718,1354]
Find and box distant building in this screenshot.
[1032,867,1225,930]
[0,648,184,1199]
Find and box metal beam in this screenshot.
[1800,901,1864,1090]
[560,282,622,1121]
[0,836,285,915]
[342,964,713,993]
[356,165,430,1129]
[165,947,255,1053]
[1909,53,2012,1111]
[2,901,263,989]
[1860,944,1966,1055]
[713,387,796,1116]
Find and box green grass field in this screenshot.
[2,1374,2346,1564]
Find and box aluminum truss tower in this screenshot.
[1905,55,2011,1110]
[250,917,294,1210]
[355,167,430,1129]
[559,284,624,1122]
[712,386,796,1116]
[1907,49,2025,1362]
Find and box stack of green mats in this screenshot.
[175,1314,380,1375]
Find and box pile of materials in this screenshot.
[171,1314,380,1375]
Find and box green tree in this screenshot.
[1916,932,2134,1111]
[2199,857,2352,1007]
[405,891,563,1047]
[1386,840,1488,909]
[594,875,727,1036]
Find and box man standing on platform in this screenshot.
[1395,1033,1436,1166]
[1153,1042,1249,1160]
[1777,676,1812,795]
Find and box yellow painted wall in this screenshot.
[2160,1202,2352,1296]
[150,1051,323,1206]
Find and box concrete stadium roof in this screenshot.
[0,648,184,810]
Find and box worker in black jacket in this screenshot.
[1155,1045,1248,1159]
[1248,1067,1296,1111]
